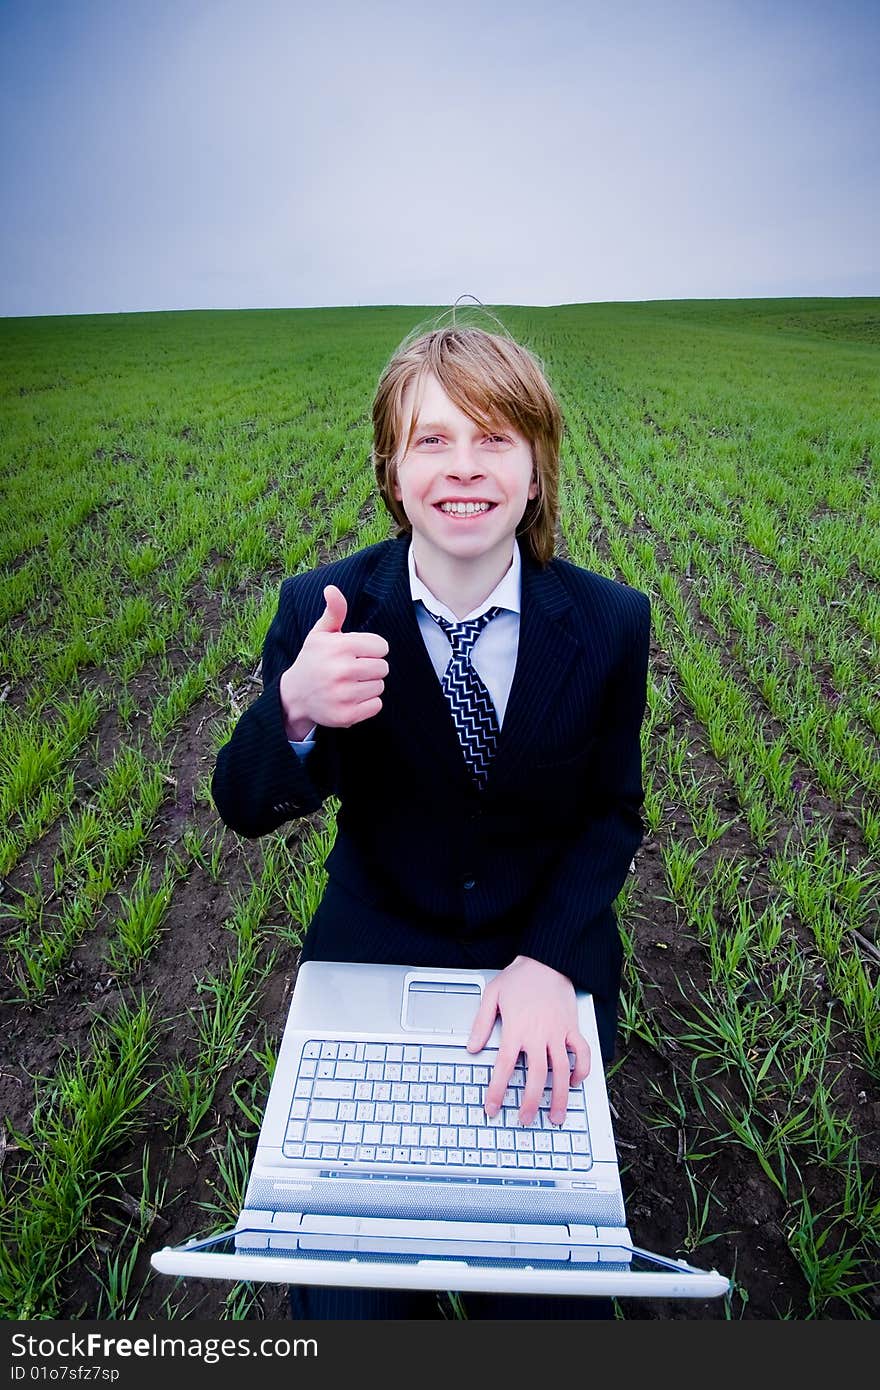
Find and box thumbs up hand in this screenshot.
[279,586,389,739]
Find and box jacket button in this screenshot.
[463,878,475,890]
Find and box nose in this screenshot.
[445,444,486,479]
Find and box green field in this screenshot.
[1,299,878,1320]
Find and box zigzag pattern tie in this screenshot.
[427,605,505,789]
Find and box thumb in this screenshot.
[313,584,347,634]
[467,980,499,1053]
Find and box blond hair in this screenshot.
[372,324,561,566]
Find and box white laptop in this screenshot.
[151,961,730,1300]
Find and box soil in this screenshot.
[2,531,878,1324]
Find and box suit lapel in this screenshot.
[355,535,581,796]
[489,549,580,793]
[358,538,469,792]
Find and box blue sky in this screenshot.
[1,0,878,315]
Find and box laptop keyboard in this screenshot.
[282,1040,592,1173]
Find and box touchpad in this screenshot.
[404,979,481,1033]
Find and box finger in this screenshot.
[567,1028,591,1087]
[548,1041,571,1125]
[312,585,347,633]
[484,1044,519,1117]
[467,980,498,1054]
[343,632,390,659]
[518,1046,548,1126]
[341,679,384,702]
[345,697,383,724]
[350,657,389,681]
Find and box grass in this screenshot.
[0,297,877,1319]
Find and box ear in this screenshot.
[528,474,539,501]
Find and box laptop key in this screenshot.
[304,1121,344,1143]
[313,1080,354,1100]
[309,1101,338,1120]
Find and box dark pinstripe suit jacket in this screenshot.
[212,535,651,1004]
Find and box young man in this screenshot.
[212,324,651,1318]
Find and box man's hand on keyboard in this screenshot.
[466,955,590,1126]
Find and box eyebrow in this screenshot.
[414,420,504,434]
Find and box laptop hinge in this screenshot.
[235,1209,301,1251]
[273,1215,634,1263]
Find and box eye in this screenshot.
[417,434,442,446]
[485,433,509,445]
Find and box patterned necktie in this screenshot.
[427,605,505,788]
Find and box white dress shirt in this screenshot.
[290,540,522,753]
[408,539,520,725]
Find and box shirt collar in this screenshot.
[407,539,521,624]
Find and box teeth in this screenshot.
[438,502,493,515]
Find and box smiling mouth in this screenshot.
[434,502,498,517]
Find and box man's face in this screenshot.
[392,372,538,567]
